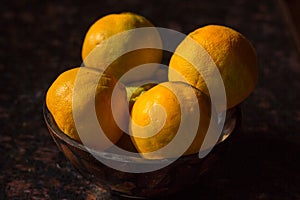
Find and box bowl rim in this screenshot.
[43,102,239,164]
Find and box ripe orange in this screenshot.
[168,25,258,109]
[46,67,128,150]
[81,12,163,83]
[130,81,218,159]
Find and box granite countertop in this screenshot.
[1,0,300,199]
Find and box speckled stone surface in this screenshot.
[1,0,300,199]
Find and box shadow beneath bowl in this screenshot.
[166,131,300,200]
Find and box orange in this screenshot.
[129,81,218,159]
[168,25,258,109]
[81,12,163,83]
[46,67,128,150]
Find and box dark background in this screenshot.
[1,0,300,199]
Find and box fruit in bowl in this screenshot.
[81,12,163,83]
[130,81,219,159]
[46,67,129,150]
[44,12,258,198]
[168,25,258,109]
